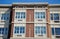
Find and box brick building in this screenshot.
[0,2,60,39]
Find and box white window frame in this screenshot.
[50,10,60,23]
[13,24,26,37]
[34,24,47,37]
[34,9,46,20]
[15,9,26,20]
[51,25,60,38]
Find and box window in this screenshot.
[0,28,8,35]
[51,28,60,35]
[15,12,25,19]
[14,26,25,35]
[50,13,60,23]
[55,28,60,35]
[35,12,45,19]
[1,13,10,20]
[35,26,46,35]
[54,14,59,20]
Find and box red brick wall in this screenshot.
[26,9,34,37]
[26,23,34,37]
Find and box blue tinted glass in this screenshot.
[39,13,41,18]
[0,28,1,34]
[0,28,1,31]
[20,27,25,33]
[16,12,25,19]
[35,26,40,34]
[22,12,25,18]
[1,13,10,20]
[1,28,4,34]
[42,12,45,18]
[22,27,25,33]
[50,14,53,20]
[41,27,46,35]
[16,12,20,19]
[35,12,45,19]
[15,27,19,33]
[18,16,20,18]
[54,14,59,20]
[35,12,38,18]
[55,28,60,35]
[44,27,46,34]
[5,28,8,34]
[21,12,25,18]
[16,12,20,15]
[52,28,54,35]
[17,27,19,33]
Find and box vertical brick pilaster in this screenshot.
[46,8,51,39]
[26,9,34,22]
[10,9,15,37]
[26,9,34,37]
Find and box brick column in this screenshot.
[10,9,15,37]
[26,9,34,37]
[46,8,51,39]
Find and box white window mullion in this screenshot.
[40,26,41,35]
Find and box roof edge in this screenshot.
[12,2,48,5]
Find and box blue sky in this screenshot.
[0,0,60,4]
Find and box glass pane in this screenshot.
[35,12,45,19]
[0,28,1,34]
[52,28,54,35]
[54,13,59,20]
[14,27,19,33]
[1,28,4,34]
[20,27,25,34]
[35,26,40,34]
[42,12,45,18]
[41,27,46,35]
[35,12,38,18]
[55,28,60,35]
[50,14,53,20]
[5,28,8,34]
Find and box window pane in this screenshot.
[50,14,53,20]
[41,12,45,18]
[5,28,8,34]
[55,28,60,35]
[0,28,1,34]
[2,28,4,34]
[54,13,59,20]
[52,28,54,35]
[41,27,46,35]
[14,27,19,33]
[35,12,45,19]
[35,26,40,34]
[35,26,46,35]
[14,26,25,34]
[16,12,25,19]
[20,27,25,34]
[1,13,10,20]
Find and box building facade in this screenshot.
[0,2,60,39]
